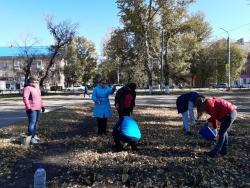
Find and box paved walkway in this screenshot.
[1,93,249,128]
[0,96,86,128]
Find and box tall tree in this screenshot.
[159,0,197,92]
[117,0,161,94]
[184,12,212,86]
[64,36,97,86]
[64,43,81,86]
[39,17,78,88]
[74,36,97,83]
[14,37,42,83]
[103,28,138,84]
[193,39,245,87]
[209,39,245,83]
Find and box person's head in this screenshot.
[127,83,137,91]
[196,96,206,119]
[100,78,108,88]
[27,76,38,87]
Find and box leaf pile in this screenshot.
[0,102,249,187]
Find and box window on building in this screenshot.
[35,60,43,69]
[243,78,247,84]
[0,63,7,69]
[6,83,10,89]
[16,83,20,89]
[34,60,42,66]
[14,61,20,67]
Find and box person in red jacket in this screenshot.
[115,83,136,118]
[196,96,237,157]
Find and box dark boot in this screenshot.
[205,151,218,158]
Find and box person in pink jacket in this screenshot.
[23,76,45,144]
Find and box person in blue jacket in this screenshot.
[176,91,204,135]
[92,78,115,135]
[112,116,141,152]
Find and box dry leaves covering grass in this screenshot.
[0,102,249,188]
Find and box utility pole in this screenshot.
[117,56,120,84]
[220,28,231,90]
[10,45,16,90]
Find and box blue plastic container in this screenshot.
[198,123,217,141]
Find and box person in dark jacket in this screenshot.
[115,83,136,117]
[196,97,237,157]
[112,116,141,152]
[176,92,204,135]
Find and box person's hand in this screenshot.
[115,104,119,109]
[112,85,116,91]
[41,107,45,113]
[215,134,219,142]
[26,109,32,113]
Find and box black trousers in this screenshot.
[96,118,107,135]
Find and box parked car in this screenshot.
[66,85,85,91]
[214,83,228,88]
[50,86,63,91]
[209,83,217,88]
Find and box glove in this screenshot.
[26,109,32,113]
[41,107,45,113]
[115,103,119,109]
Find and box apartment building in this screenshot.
[0,46,65,90]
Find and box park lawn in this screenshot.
[0,102,249,188]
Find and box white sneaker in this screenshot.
[31,138,38,144]
[34,135,40,141]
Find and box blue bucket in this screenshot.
[198,123,217,141]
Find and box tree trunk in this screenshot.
[144,30,153,94]
[39,49,58,88]
[24,58,33,83]
[163,40,170,94]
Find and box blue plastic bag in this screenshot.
[198,123,217,141]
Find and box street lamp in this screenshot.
[220,28,231,89]
[116,56,120,84]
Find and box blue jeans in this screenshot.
[181,102,196,132]
[210,110,237,154]
[26,110,41,137]
[181,111,190,132]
